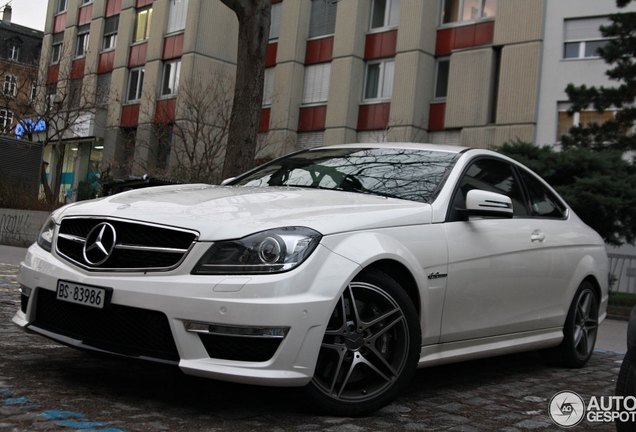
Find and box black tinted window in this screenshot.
[519,169,567,218]
[234,148,458,203]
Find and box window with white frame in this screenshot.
[57,0,67,13]
[75,26,90,57]
[557,101,616,140]
[309,0,337,38]
[167,0,189,33]
[51,32,64,63]
[103,16,118,50]
[0,109,13,132]
[363,59,395,101]
[262,67,274,106]
[127,68,144,102]
[134,7,153,42]
[441,0,496,25]
[270,2,281,40]
[564,17,610,59]
[30,82,37,102]
[9,43,19,61]
[3,75,16,97]
[434,58,450,99]
[161,60,181,96]
[302,63,331,105]
[80,0,91,5]
[370,0,400,30]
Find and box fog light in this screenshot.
[183,321,289,338]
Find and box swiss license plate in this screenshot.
[56,280,110,309]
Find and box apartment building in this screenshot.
[38,0,633,199]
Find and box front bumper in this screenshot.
[13,242,360,386]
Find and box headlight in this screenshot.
[192,227,322,275]
[37,216,56,252]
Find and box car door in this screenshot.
[440,157,554,342]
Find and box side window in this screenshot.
[450,158,528,220]
[519,169,566,218]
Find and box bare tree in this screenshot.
[219,0,272,179]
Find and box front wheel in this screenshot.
[304,269,420,416]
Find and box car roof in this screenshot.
[312,142,469,154]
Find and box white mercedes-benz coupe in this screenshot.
[13,143,608,415]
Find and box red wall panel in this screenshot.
[97,51,115,74]
[260,108,271,132]
[47,65,59,84]
[265,43,277,67]
[364,30,397,60]
[163,34,184,60]
[305,37,334,65]
[105,0,122,17]
[121,104,140,128]
[155,98,177,124]
[136,0,153,8]
[53,14,66,34]
[298,106,327,132]
[428,102,446,131]
[129,43,147,67]
[78,4,92,26]
[435,21,495,56]
[71,58,85,80]
[357,103,390,131]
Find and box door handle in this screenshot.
[530,230,546,243]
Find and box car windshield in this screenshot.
[233,147,459,203]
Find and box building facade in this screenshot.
[38,0,634,196]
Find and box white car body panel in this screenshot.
[13,143,609,388]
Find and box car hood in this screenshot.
[58,185,432,240]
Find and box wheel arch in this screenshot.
[357,259,421,317]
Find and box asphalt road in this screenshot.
[0,245,628,431]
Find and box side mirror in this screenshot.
[220,177,236,186]
[463,189,513,219]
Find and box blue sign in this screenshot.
[15,118,46,138]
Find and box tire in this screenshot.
[304,269,421,416]
[616,351,636,432]
[549,281,599,368]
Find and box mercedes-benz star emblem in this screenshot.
[83,222,117,266]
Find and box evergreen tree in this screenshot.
[563,0,636,150]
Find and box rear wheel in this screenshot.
[549,281,599,368]
[616,351,636,432]
[305,269,420,416]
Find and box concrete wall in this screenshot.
[0,209,49,247]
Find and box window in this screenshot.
[155,123,173,170]
[0,109,13,132]
[51,32,64,63]
[75,26,90,57]
[441,0,496,25]
[270,2,281,40]
[30,83,37,102]
[262,67,274,106]
[56,0,67,13]
[518,169,566,219]
[564,17,610,59]
[302,63,331,104]
[127,68,144,102]
[363,59,395,101]
[309,0,337,38]
[557,102,616,140]
[103,16,118,50]
[69,79,82,109]
[370,0,400,30]
[3,75,16,97]
[434,58,450,99]
[134,8,153,42]
[167,0,189,33]
[96,73,111,106]
[8,44,19,62]
[161,60,181,96]
[450,158,527,221]
[80,0,91,4]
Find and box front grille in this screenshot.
[198,334,282,362]
[56,217,198,271]
[33,288,179,362]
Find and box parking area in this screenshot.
[0,250,625,431]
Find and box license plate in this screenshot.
[56,280,111,309]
